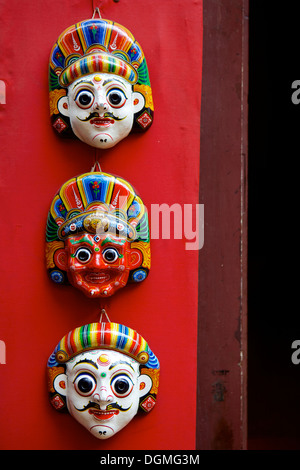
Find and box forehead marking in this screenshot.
[97,353,111,366]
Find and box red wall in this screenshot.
[0,0,202,450]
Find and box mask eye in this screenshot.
[106,88,127,108]
[111,374,133,398]
[75,89,94,109]
[75,247,92,263]
[74,373,97,396]
[102,247,119,263]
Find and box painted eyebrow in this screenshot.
[102,78,126,86]
[69,235,94,247]
[72,359,99,369]
[101,236,126,247]
[109,360,135,372]
[72,79,95,90]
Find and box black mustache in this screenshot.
[75,401,131,412]
[78,112,124,122]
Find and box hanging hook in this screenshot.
[92,6,102,19]
[99,308,111,323]
[91,160,102,172]
[91,148,102,172]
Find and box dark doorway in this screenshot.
[248,0,300,449]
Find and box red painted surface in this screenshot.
[0,0,202,450]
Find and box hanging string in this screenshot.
[91,148,102,172]
[92,5,102,19]
[99,307,111,323]
[92,1,120,19]
[91,160,102,172]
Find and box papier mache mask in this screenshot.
[45,172,150,298]
[49,18,154,148]
[47,322,160,440]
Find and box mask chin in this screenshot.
[89,425,115,440]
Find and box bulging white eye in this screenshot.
[102,247,119,263]
[75,247,92,263]
[74,373,97,396]
[111,374,133,398]
[106,88,127,108]
[75,89,95,109]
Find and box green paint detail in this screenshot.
[46,213,59,242]
[136,59,151,86]
[49,68,60,91]
[101,236,126,247]
[135,213,150,242]
[69,235,94,247]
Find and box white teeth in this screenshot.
[85,273,110,284]
[91,409,117,419]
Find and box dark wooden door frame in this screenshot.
[196,0,248,450]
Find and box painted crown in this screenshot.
[49,18,154,136]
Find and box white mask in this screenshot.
[58,73,145,149]
[53,349,153,439]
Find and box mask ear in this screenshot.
[53,373,67,396]
[138,374,152,398]
[128,248,143,269]
[132,92,145,113]
[57,95,70,117]
[54,248,68,270]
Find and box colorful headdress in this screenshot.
[47,322,160,412]
[49,18,154,136]
[45,171,150,285]
[48,322,159,367]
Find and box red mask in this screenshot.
[54,232,145,297]
[45,172,150,298]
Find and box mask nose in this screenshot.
[93,388,113,410]
[90,253,107,270]
[93,100,109,113]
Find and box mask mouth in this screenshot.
[88,408,119,421]
[84,273,111,284]
[90,117,114,127]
